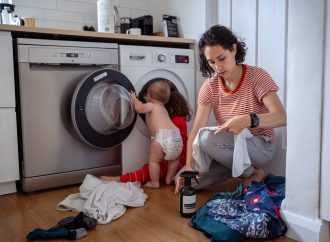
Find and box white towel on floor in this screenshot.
[57,174,148,224]
[192,127,252,177]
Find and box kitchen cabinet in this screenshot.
[0,31,19,195]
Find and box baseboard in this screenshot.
[0,181,17,195]
[281,209,329,242]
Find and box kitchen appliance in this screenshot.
[119,45,195,173]
[0,2,15,25]
[131,15,153,35]
[16,39,137,192]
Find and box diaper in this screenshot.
[154,129,183,161]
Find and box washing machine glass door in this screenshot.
[72,68,136,148]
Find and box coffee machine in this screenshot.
[0,0,15,25]
[131,15,153,35]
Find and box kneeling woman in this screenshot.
[175,25,286,193]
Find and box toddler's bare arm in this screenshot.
[130,91,153,113]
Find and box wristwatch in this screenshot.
[249,113,259,128]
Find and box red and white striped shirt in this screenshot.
[198,64,279,141]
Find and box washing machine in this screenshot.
[119,45,195,173]
[16,38,137,192]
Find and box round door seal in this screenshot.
[71,68,136,148]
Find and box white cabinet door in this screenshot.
[0,109,19,183]
[0,32,15,108]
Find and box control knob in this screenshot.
[158,54,166,62]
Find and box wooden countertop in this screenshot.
[0,24,195,48]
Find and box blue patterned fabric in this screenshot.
[207,198,270,238]
[190,203,245,242]
[245,174,287,237]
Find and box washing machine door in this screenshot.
[71,68,136,148]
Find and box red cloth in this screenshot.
[119,116,188,183]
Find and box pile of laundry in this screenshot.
[26,174,147,240]
[57,174,148,224]
[190,174,287,242]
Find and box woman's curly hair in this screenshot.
[198,25,247,78]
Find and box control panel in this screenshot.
[17,38,119,65]
[152,49,193,67]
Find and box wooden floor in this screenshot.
[0,178,295,242]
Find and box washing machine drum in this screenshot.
[71,68,136,148]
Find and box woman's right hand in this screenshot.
[174,166,194,195]
[175,176,184,195]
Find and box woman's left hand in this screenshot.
[214,114,249,135]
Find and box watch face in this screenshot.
[254,115,259,127]
[250,113,259,128]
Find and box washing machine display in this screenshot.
[119,45,195,173]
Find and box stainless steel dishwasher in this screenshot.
[16,38,136,192]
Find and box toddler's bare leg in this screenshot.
[100,176,120,182]
[243,167,264,186]
[165,158,179,185]
[145,140,164,189]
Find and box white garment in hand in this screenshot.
[232,128,253,177]
[192,127,252,177]
[57,174,148,224]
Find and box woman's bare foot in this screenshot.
[145,181,160,188]
[243,168,264,186]
[100,176,120,182]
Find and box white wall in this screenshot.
[148,0,207,40]
[257,0,287,176]
[12,0,149,31]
